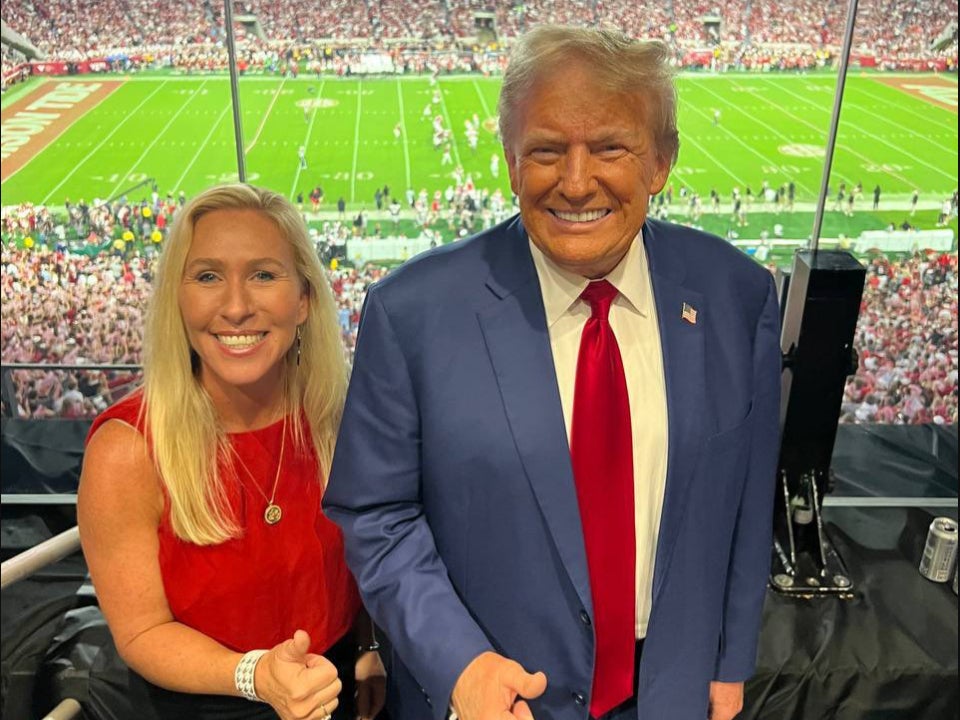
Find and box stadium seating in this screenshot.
[3,0,956,64]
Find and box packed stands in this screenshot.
[3,0,956,66]
[841,251,958,425]
[3,196,956,424]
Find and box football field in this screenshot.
[2,71,957,216]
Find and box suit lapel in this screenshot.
[644,222,707,604]
[473,219,708,614]
[476,220,594,616]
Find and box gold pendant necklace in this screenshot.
[234,419,286,526]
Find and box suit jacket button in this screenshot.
[572,692,586,706]
[579,610,591,626]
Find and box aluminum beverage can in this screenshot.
[919,517,958,582]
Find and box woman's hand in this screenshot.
[355,649,386,720]
[257,630,342,720]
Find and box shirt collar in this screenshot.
[529,229,652,327]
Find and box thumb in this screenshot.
[512,700,536,720]
[274,629,311,664]
[508,666,547,700]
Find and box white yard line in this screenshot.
[855,85,956,133]
[40,80,170,204]
[676,128,747,189]
[244,77,287,154]
[289,80,326,199]
[397,79,412,190]
[437,80,463,167]
[106,80,208,198]
[173,100,232,192]
[350,78,363,203]
[769,81,955,182]
[471,78,494,119]
[850,94,955,151]
[695,82,817,196]
[2,80,123,187]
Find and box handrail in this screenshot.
[0,526,81,590]
[1,362,142,371]
[42,699,82,720]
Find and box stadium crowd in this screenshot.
[0,237,389,418]
[3,211,956,424]
[841,251,958,425]
[2,0,955,70]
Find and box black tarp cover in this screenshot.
[1,422,957,719]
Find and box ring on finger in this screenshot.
[319,702,332,720]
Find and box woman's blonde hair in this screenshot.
[498,24,681,170]
[143,183,347,544]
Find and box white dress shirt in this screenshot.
[530,233,668,638]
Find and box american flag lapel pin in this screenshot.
[681,302,698,325]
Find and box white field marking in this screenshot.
[756,77,956,185]
[855,84,956,132]
[173,99,232,192]
[289,79,326,199]
[733,78,858,186]
[2,80,125,186]
[40,80,170,204]
[244,77,287,154]
[397,78,412,189]
[106,80,209,198]
[675,129,747,188]
[842,93,957,156]
[436,81,463,167]
[0,77,49,107]
[471,78,494,123]
[812,93,957,183]
[696,82,817,196]
[350,77,362,202]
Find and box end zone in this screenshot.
[872,75,958,112]
[1,80,124,183]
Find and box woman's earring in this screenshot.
[296,326,302,366]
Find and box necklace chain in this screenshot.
[232,419,287,525]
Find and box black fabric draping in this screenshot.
[745,506,958,720]
[1,418,91,493]
[1,423,957,719]
[832,424,958,498]
[3,421,955,499]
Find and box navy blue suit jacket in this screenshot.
[324,216,781,720]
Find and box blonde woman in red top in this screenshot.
[78,184,385,720]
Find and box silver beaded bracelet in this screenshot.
[234,649,268,702]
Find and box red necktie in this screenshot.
[570,280,636,718]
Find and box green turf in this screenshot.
[2,72,957,243]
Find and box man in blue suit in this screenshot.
[325,25,781,720]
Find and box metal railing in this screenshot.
[42,699,82,720]
[0,525,81,590]
[1,527,86,718]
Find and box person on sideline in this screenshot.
[78,184,385,720]
[324,25,781,720]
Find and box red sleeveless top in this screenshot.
[87,391,361,654]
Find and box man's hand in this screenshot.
[708,681,744,720]
[452,651,547,720]
[355,650,386,719]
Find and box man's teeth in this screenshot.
[217,334,264,348]
[554,209,608,223]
